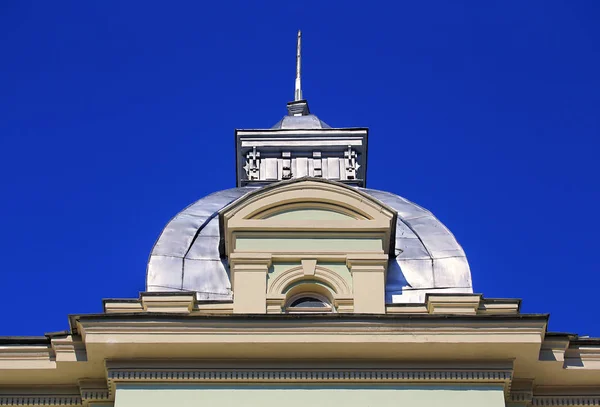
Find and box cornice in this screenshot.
[78,379,111,404]
[105,364,513,392]
[531,387,600,406]
[76,315,548,337]
[510,391,534,404]
[0,296,597,394]
[51,336,87,363]
[2,363,600,406]
[531,396,600,406]
[0,382,110,407]
[564,345,600,369]
[236,128,369,135]
[100,292,524,318]
[0,394,81,406]
[509,378,534,404]
[75,311,549,323]
[2,382,599,407]
[0,345,54,369]
[540,336,600,369]
[0,345,52,361]
[79,389,110,402]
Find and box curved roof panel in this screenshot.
[147,181,472,303]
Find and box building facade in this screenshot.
[1,32,599,407]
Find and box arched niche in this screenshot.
[268,264,352,297]
[266,263,354,314]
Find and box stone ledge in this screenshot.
[426,294,482,315]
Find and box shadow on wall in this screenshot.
[385,260,410,303]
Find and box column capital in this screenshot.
[229,252,272,268]
[346,253,388,269]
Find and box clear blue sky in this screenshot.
[1,1,599,336]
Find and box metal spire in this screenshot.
[294,30,302,101]
[286,30,309,116]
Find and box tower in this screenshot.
[236,30,367,187]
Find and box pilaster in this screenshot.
[347,254,388,314]
[230,253,271,314]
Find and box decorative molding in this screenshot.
[478,300,520,315]
[266,298,284,314]
[51,336,87,362]
[345,253,389,269]
[221,180,396,257]
[540,337,570,362]
[333,297,354,313]
[0,395,82,406]
[79,380,111,403]
[257,202,364,220]
[224,180,391,221]
[106,367,512,386]
[103,301,144,314]
[301,259,317,276]
[386,305,428,314]
[268,264,351,297]
[510,391,533,404]
[532,396,600,406]
[509,378,534,405]
[426,294,482,315]
[78,317,549,337]
[229,254,271,291]
[0,346,52,362]
[193,302,234,314]
[0,381,109,406]
[80,390,110,401]
[564,345,600,369]
[141,294,195,313]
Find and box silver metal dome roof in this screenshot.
[271,114,331,130]
[147,182,472,304]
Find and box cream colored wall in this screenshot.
[352,265,386,313]
[114,385,507,407]
[231,260,270,314]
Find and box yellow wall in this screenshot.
[114,384,506,407]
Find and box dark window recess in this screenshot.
[289,297,328,308]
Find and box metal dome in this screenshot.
[271,114,331,130]
[147,182,472,304]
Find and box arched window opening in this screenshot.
[289,297,328,308]
[285,292,333,313]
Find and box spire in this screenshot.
[287,30,310,117]
[294,30,302,101]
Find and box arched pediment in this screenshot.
[223,179,395,315]
[220,178,397,257]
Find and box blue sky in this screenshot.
[1,1,599,335]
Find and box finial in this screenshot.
[295,30,302,101]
